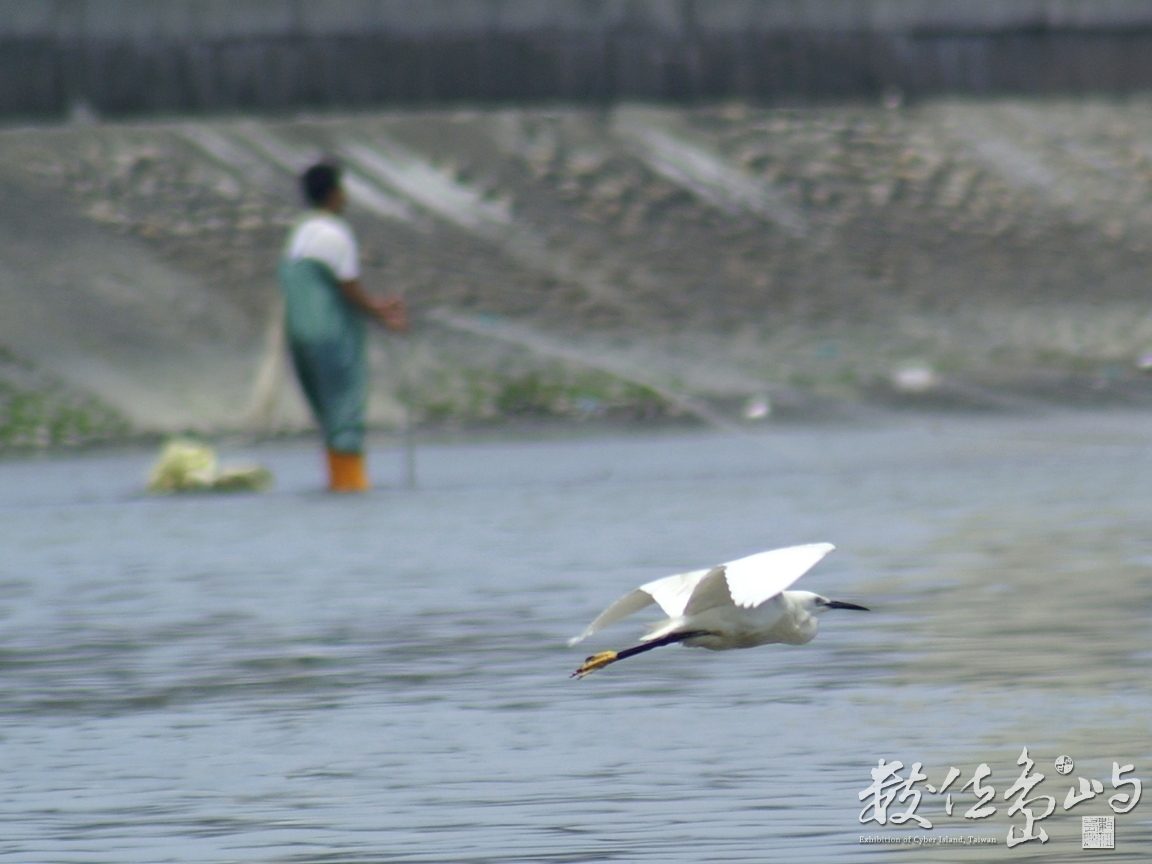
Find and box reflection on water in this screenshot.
[0,412,1150,861]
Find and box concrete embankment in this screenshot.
[4,96,1152,448]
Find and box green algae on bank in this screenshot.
[0,350,129,451]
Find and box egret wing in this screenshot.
[638,566,715,617]
[682,566,733,615]
[722,543,834,608]
[568,565,715,645]
[639,566,728,643]
[567,588,654,646]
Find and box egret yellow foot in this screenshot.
[572,651,619,678]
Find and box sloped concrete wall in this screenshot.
[8,99,1152,432]
[0,152,265,432]
[3,1,1152,117]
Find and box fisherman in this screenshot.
[280,161,407,492]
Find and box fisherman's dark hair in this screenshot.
[302,162,341,207]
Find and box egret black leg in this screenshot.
[571,630,711,678]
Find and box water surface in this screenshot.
[1,412,1150,861]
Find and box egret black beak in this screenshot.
[826,600,869,611]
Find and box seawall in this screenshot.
[4,1,1152,118]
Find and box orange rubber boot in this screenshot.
[327,450,371,492]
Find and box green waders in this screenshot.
[278,258,368,454]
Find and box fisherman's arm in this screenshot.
[339,279,409,332]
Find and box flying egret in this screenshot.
[569,543,867,678]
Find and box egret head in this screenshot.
[795,591,870,615]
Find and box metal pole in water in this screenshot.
[395,332,417,490]
[401,402,417,490]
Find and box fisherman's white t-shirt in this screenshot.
[284,212,360,281]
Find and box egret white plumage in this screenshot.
[569,543,867,678]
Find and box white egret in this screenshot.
[569,543,867,678]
